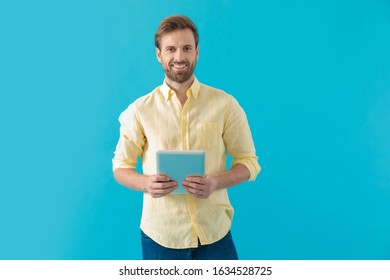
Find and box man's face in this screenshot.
[156,28,199,84]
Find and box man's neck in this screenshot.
[165,76,195,99]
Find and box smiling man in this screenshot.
[112,15,261,260]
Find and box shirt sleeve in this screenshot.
[112,102,145,171]
[223,95,261,181]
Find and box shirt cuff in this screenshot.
[231,158,261,181]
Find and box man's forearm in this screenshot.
[213,163,250,190]
[113,168,146,192]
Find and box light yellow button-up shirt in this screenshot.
[113,78,261,249]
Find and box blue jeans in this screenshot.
[141,230,239,260]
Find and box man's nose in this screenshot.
[174,50,184,61]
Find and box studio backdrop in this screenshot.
[0,0,389,259]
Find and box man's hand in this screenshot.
[114,164,249,199]
[143,175,178,198]
[182,175,218,199]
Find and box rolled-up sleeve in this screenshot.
[223,95,261,181]
[112,103,145,171]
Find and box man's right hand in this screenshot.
[113,168,177,198]
[143,175,178,198]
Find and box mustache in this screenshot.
[170,60,189,64]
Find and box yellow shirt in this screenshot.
[112,77,261,249]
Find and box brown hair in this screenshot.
[154,15,199,50]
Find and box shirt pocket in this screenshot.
[196,122,218,148]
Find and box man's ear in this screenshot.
[196,45,199,61]
[156,47,162,63]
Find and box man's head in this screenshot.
[155,15,199,84]
[155,15,199,51]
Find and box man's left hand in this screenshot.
[182,175,218,199]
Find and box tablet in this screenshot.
[156,150,205,194]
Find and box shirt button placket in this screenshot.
[181,102,190,150]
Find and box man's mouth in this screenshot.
[171,63,187,70]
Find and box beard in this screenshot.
[162,59,196,83]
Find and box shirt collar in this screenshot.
[160,77,201,101]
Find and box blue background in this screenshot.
[1,0,389,260]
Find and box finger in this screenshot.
[165,181,178,189]
[152,181,177,190]
[185,176,205,184]
[154,174,172,182]
[183,186,205,197]
[149,187,166,198]
[182,180,203,190]
[165,184,178,195]
[150,184,178,198]
[164,180,178,188]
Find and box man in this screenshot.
[112,15,261,260]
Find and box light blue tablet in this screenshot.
[156,150,205,194]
